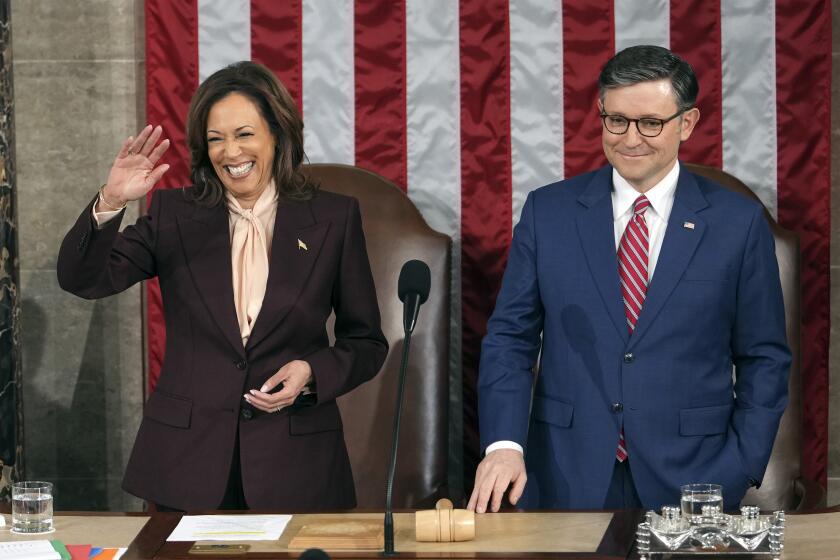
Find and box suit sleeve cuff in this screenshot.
[92,198,123,229]
[486,440,524,455]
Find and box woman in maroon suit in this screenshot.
[57,62,388,511]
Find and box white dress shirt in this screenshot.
[485,161,680,456]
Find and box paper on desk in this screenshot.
[0,539,61,560]
[167,515,291,541]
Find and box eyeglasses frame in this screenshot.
[599,108,687,138]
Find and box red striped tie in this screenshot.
[615,195,651,462]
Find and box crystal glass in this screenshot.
[687,503,732,550]
[680,483,723,517]
[11,481,54,534]
[729,506,771,551]
[649,506,691,550]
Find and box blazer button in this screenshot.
[240,409,253,420]
[234,359,247,370]
[623,352,634,363]
[611,403,624,413]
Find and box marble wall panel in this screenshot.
[13,60,139,270]
[828,0,840,508]
[11,0,135,61]
[12,0,144,511]
[828,267,839,505]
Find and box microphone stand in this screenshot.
[383,293,420,556]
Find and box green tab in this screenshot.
[50,540,72,560]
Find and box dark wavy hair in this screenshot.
[186,61,316,206]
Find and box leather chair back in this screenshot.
[302,164,451,509]
[684,163,806,510]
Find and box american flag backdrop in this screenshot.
[144,0,831,487]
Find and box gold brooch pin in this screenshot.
[298,239,308,251]
[683,222,695,230]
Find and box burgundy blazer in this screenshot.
[57,187,388,511]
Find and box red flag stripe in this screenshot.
[145,0,199,393]
[459,0,512,482]
[354,1,408,190]
[562,0,613,178]
[251,0,303,112]
[775,0,831,486]
[670,0,722,168]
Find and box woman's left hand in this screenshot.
[244,360,313,413]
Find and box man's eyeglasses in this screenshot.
[599,109,686,138]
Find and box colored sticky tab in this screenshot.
[50,540,72,560]
[92,549,119,560]
[66,544,92,560]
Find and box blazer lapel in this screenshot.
[628,168,708,347]
[576,167,629,344]
[177,203,244,355]
[245,199,330,351]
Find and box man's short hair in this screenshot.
[598,45,698,112]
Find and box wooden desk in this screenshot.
[3,509,840,559]
[0,513,150,548]
[128,510,638,559]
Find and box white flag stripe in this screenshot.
[405,2,464,475]
[509,0,564,228]
[406,0,462,240]
[302,0,355,165]
[721,1,778,218]
[197,0,251,83]
[614,0,669,52]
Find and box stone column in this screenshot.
[0,0,23,502]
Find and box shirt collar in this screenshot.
[612,161,680,221]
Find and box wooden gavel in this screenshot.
[415,499,475,542]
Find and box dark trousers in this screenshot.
[154,430,248,512]
[603,459,642,509]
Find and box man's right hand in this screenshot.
[467,448,527,513]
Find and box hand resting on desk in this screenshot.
[467,449,527,513]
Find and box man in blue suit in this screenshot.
[467,45,790,512]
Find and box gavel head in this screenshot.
[415,498,476,542]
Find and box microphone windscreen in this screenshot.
[398,260,431,304]
[299,549,331,560]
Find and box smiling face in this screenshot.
[206,92,276,208]
[600,79,699,193]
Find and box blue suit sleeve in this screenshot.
[478,191,544,452]
[730,204,791,482]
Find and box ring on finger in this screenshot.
[127,149,135,155]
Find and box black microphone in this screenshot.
[397,259,431,334]
[384,260,431,556]
[300,549,331,560]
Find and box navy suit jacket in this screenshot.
[478,164,790,510]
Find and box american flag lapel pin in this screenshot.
[298,239,308,251]
[683,221,695,230]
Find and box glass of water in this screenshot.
[680,483,723,518]
[11,481,54,534]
